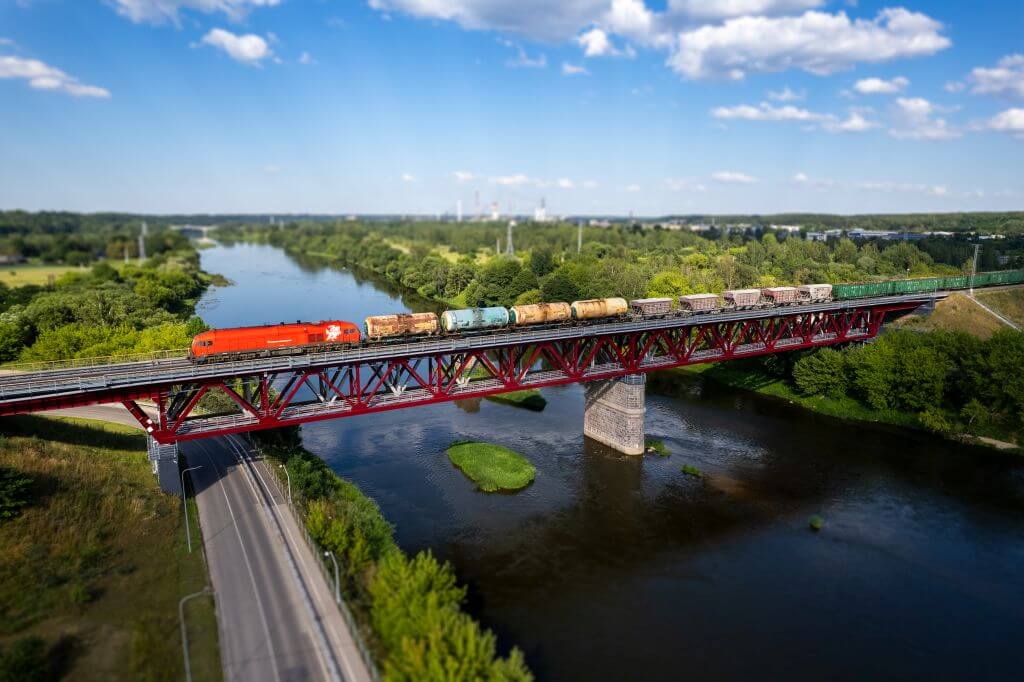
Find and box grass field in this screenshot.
[0,416,220,681]
[0,265,85,287]
[447,441,536,492]
[976,288,1024,327]
[894,292,1006,338]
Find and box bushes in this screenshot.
[370,551,530,681]
[792,348,847,397]
[0,467,33,520]
[0,637,50,682]
[789,329,1024,440]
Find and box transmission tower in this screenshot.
[138,221,148,261]
[505,221,514,256]
[577,221,583,253]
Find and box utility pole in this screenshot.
[496,237,500,255]
[969,243,980,296]
[577,221,583,254]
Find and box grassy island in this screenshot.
[447,441,537,492]
[486,390,547,411]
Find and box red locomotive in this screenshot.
[190,320,361,361]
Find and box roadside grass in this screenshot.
[0,265,85,287]
[894,292,1005,339]
[447,441,536,492]
[976,288,1024,327]
[0,415,220,681]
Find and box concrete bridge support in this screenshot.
[583,374,646,455]
[147,436,181,494]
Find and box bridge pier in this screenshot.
[583,374,646,455]
[147,436,181,495]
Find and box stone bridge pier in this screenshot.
[583,374,646,455]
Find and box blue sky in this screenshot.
[1,0,1023,216]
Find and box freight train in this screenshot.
[188,268,1024,362]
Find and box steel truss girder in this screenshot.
[112,303,910,443]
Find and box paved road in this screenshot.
[184,435,373,682]
[43,407,373,682]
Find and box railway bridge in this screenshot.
[0,292,942,491]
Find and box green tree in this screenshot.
[540,270,579,302]
[792,348,847,397]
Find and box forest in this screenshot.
[216,219,979,311]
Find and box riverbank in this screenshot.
[255,429,531,680]
[672,362,1022,454]
[0,415,220,680]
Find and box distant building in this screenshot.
[807,229,843,242]
[769,224,803,233]
[0,254,26,265]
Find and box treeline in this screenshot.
[0,253,208,363]
[787,330,1024,441]
[217,221,963,311]
[0,212,192,264]
[663,212,1024,235]
[257,430,531,680]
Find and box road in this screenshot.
[44,407,373,682]
[184,435,373,682]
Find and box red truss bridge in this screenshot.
[0,293,940,444]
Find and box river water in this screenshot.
[197,243,1024,681]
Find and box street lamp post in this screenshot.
[279,464,292,505]
[324,550,340,603]
[180,586,213,682]
[180,465,203,553]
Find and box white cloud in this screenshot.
[0,38,14,47]
[979,108,1024,139]
[792,172,835,188]
[452,170,475,182]
[581,179,600,189]
[577,28,634,58]
[0,55,110,98]
[499,40,547,68]
[667,0,824,20]
[665,177,708,192]
[822,110,880,133]
[369,0,609,42]
[889,97,960,140]
[669,9,950,80]
[623,184,641,192]
[298,51,316,65]
[263,164,281,174]
[562,62,589,76]
[853,75,908,94]
[110,0,280,25]
[944,80,965,93]
[767,86,804,102]
[712,170,757,184]
[713,102,878,133]
[401,173,417,182]
[857,181,949,196]
[491,174,536,186]
[967,54,1024,99]
[556,178,576,189]
[712,102,831,122]
[200,29,273,65]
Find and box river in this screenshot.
[197,242,1024,681]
